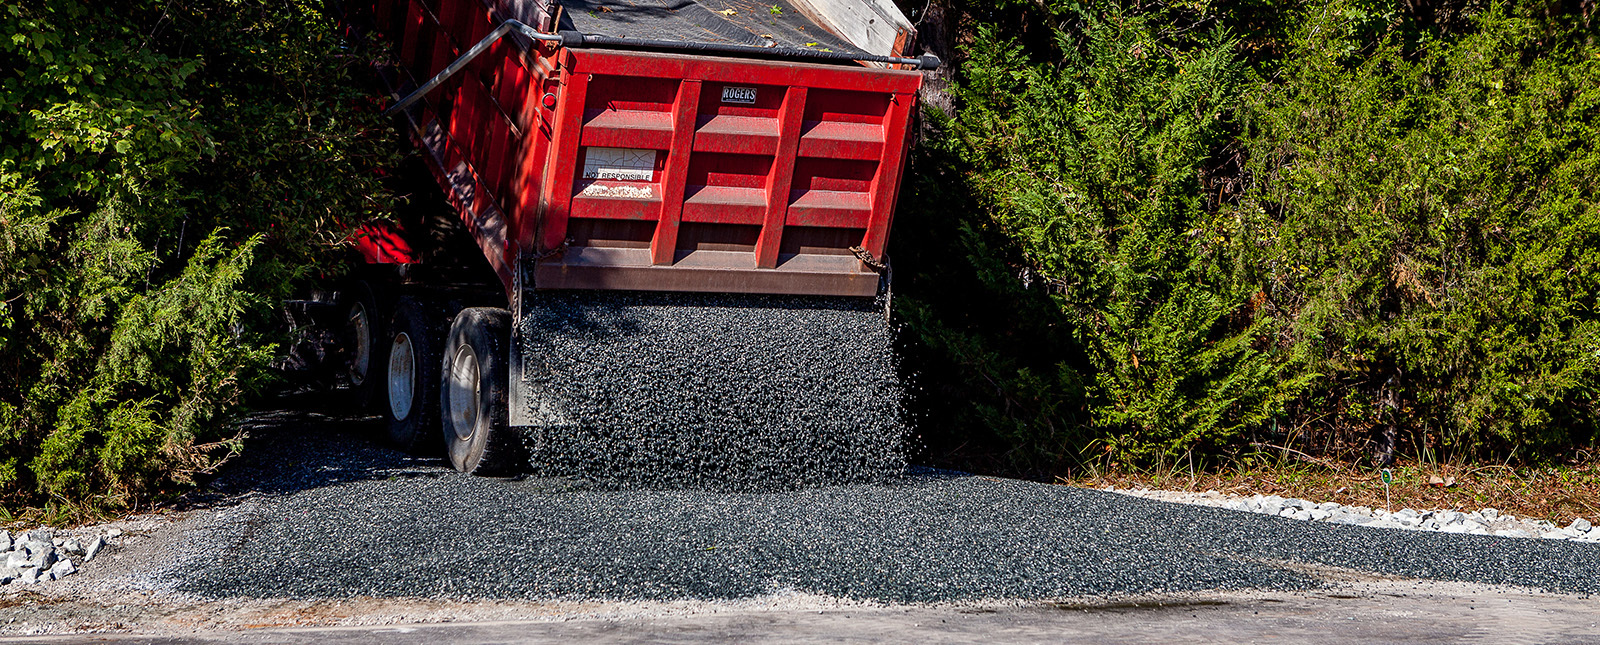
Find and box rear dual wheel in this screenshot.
[383,298,519,474]
[441,307,520,475]
[343,281,388,412]
[386,296,443,454]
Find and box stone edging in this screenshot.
[1107,487,1600,542]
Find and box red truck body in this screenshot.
[363,0,923,297]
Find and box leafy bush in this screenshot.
[953,13,1304,463]
[0,0,393,513]
[1235,4,1600,457]
[900,0,1600,471]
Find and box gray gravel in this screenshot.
[516,291,906,490]
[143,411,1600,603]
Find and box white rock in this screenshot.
[1541,531,1570,540]
[106,528,123,538]
[18,568,37,585]
[84,536,107,562]
[60,538,83,555]
[0,530,10,552]
[1493,528,1531,538]
[1309,509,1332,521]
[1481,508,1500,521]
[20,541,54,570]
[1568,518,1592,532]
[46,558,75,580]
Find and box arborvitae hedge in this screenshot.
[0,0,394,513]
[898,0,1600,474]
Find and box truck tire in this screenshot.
[343,280,387,412]
[441,307,519,475]
[386,296,443,454]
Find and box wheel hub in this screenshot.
[449,345,480,441]
[347,302,371,386]
[388,332,415,421]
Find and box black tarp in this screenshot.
[558,0,869,57]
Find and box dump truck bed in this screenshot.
[366,0,922,298]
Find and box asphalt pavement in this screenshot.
[12,588,1600,644]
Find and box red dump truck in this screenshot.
[331,0,935,479]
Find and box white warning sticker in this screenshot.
[582,147,656,181]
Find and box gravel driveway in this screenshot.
[83,406,1596,604]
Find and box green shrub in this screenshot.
[1235,4,1600,456]
[906,9,1306,470]
[901,0,1600,471]
[0,0,394,513]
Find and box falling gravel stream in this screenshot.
[141,408,1600,603]
[514,291,906,490]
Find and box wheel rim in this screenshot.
[347,302,371,386]
[388,332,415,421]
[448,344,480,441]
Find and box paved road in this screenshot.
[10,406,1599,640]
[11,585,1600,644]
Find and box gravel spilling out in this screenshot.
[131,414,1600,603]
[1109,487,1600,542]
[515,291,906,491]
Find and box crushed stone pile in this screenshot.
[515,291,907,491]
[1,527,118,587]
[1110,487,1600,542]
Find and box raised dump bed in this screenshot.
[340,0,932,479]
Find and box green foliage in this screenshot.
[903,0,1600,471]
[910,9,1303,469]
[0,0,394,512]
[1235,5,1600,455]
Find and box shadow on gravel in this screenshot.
[164,402,1600,603]
[177,393,454,510]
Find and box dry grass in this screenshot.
[1061,456,1600,525]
